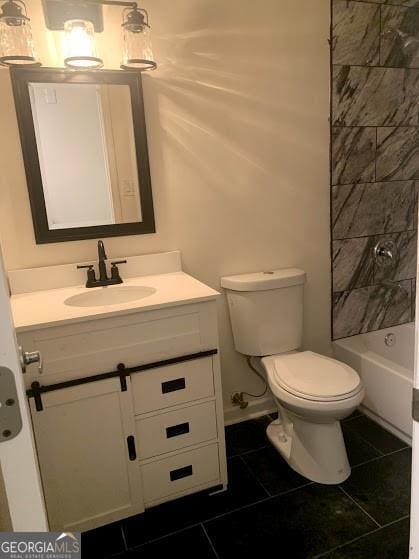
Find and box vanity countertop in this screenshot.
[11,271,219,333]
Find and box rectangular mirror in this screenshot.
[11,68,155,243]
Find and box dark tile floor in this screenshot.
[82,410,412,558]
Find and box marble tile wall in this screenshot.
[331,0,418,339]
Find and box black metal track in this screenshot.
[27,349,218,412]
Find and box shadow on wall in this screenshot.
[140,1,331,406]
[145,19,328,251]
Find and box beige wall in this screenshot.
[0,0,331,409]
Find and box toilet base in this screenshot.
[266,408,351,485]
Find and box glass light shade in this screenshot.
[121,23,156,71]
[0,7,39,66]
[63,19,103,69]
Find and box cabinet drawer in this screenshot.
[131,357,214,414]
[141,444,220,504]
[136,402,217,459]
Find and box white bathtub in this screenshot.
[333,322,414,444]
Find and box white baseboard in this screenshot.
[224,395,277,426]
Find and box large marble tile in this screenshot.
[332,238,375,292]
[377,127,419,181]
[332,66,419,126]
[332,181,415,240]
[342,448,412,525]
[204,485,377,559]
[333,1,380,66]
[332,127,376,185]
[332,280,412,339]
[319,517,410,559]
[381,5,419,68]
[373,231,417,283]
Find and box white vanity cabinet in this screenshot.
[29,376,143,532]
[17,299,227,533]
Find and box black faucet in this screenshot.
[77,240,127,288]
[98,240,108,283]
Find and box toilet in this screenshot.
[221,268,364,485]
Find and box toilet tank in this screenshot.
[221,268,306,356]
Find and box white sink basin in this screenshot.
[64,285,156,308]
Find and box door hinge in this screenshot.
[413,388,419,422]
[0,366,23,442]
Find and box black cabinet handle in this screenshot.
[127,436,137,461]
[166,422,190,439]
[170,465,193,482]
[161,377,186,394]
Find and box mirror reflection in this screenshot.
[28,82,142,230]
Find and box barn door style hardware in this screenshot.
[27,349,218,412]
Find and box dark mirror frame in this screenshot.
[10,67,155,244]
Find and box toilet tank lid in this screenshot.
[220,268,306,292]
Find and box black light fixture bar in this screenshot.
[53,0,138,8]
[42,0,140,31]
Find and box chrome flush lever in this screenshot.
[19,347,43,374]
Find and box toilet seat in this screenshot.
[262,351,362,402]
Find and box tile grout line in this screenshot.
[119,524,128,553]
[310,514,411,559]
[238,454,271,497]
[310,527,383,559]
[352,444,410,470]
[201,523,220,559]
[125,521,204,549]
[123,493,278,550]
[343,424,385,457]
[338,486,381,529]
[203,493,276,526]
[203,482,321,528]
[227,443,271,460]
[110,513,412,559]
[343,416,409,458]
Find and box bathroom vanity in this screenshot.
[9,251,227,532]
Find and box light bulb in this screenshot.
[63,19,102,69]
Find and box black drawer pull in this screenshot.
[170,465,193,481]
[166,422,190,439]
[127,436,137,461]
[162,377,186,394]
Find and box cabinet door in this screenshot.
[30,377,143,532]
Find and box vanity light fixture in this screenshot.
[120,5,156,71]
[64,18,103,69]
[0,0,40,66]
[43,0,157,72]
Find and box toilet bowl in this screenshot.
[221,267,365,485]
[261,351,364,484]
